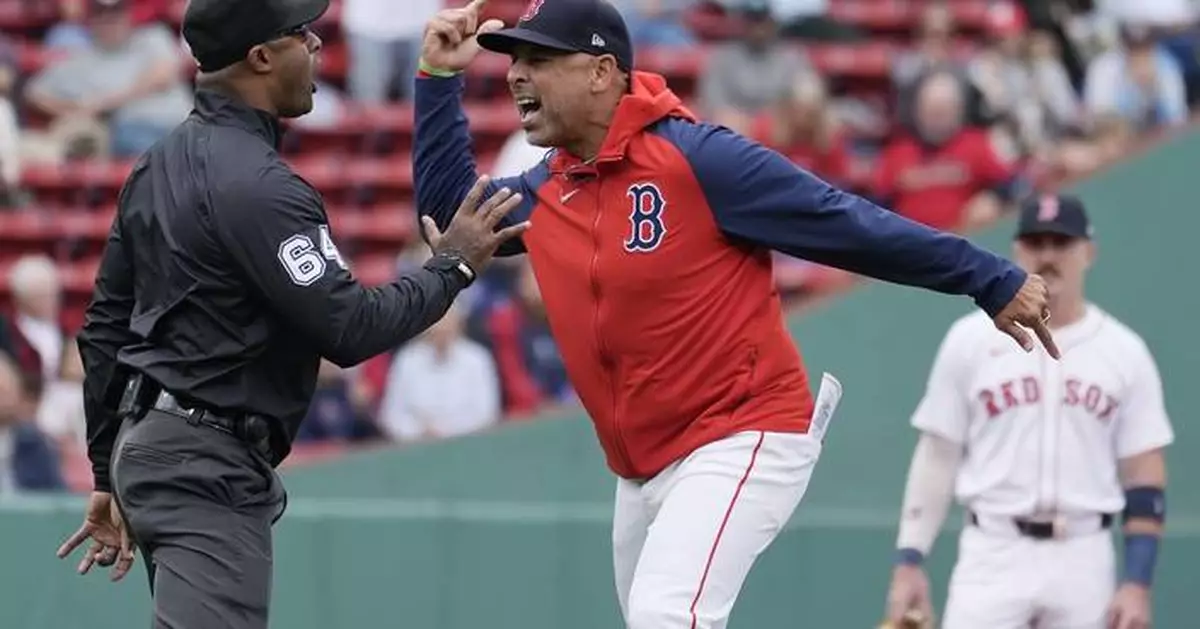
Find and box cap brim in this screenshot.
[1015,224,1089,240]
[477,27,580,56]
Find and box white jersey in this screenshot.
[911,303,1174,517]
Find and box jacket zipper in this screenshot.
[588,176,634,473]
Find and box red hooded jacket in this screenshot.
[414,71,1026,480]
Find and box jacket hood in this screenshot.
[550,71,695,172]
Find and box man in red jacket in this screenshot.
[415,1,1058,627]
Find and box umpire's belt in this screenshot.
[152,390,274,461]
[969,511,1113,540]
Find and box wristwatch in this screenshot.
[426,251,477,286]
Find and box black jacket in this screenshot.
[78,89,470,492]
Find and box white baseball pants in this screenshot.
[942,517,1116,628]
[611,429,822,629]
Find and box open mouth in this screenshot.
[515,96,542,123]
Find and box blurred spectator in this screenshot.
[342,0,440,102]
[874,71,1021,233]
[1099,0,1196,30]
[892,1,964,91]
[1084,23,1188,132]
[23,0,191,162]
[968,2,1080,153]
[699,0,813,132]
[295,360,381,443]
[7,255,64,384]
[769,0,864,41]
[611,0,698,47]
[892,1,987,131]
[1044,112,1136,181]
[750,73,852,186]
[485,262,573,416]
[45,0,94,52]
[0,34,22,208]
[0,352,64,494]
[377,305,501,442]
[492,129,549,178]
[36,338,86,453]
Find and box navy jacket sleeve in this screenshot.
[662,121,1027,317]
[214,169,471,368]
[77,203,137,493]
[413,74,548,256]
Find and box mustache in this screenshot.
[1038,266,1059,277]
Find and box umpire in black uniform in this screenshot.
[55,0,528,626]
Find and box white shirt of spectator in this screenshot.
[1097,0,1196,27]
[1084,47,1188,127]
[491,130,550,178]
[341,0,443,39]
[378,338,501,441]
[911,304,1174,517]
[37,380,86,449]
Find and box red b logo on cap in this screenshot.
[1037,195,1059,221]
[521,0,545,21]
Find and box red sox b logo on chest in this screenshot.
[978,376,1119,422]
[624,182,667,253]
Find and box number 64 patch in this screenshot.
[277,225,347,286]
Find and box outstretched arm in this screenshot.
[413,74,546,256]
[669,121,1058,356]
[672,121,1025,316]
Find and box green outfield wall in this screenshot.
[3,129,1198,628]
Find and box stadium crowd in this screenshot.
[0,0,1196,493]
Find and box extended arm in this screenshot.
[77,208,137,493]
[674,122,1027,317]
[413,73,546,255]
[216,171,472,368]
[1112,336,1174,593]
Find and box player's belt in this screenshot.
[152,390,275,462]
[969,511,1114,540]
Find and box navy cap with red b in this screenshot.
[1015,194,1093,240]
[477,0,634,71]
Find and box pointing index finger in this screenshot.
[1032,320,1061,359]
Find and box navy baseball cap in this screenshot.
[183,0,330,73]
[477,0,634,71]
[1015,194,1094,240]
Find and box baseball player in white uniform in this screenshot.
[883,194,1173,629]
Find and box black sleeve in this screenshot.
[77,208,138,493]
[214,170,470,367]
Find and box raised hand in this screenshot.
[422,175,530,274]
[421,0,506,72]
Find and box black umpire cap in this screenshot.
[182,0,330,73]
[1015,194,1094,240]
[477,0,635,72]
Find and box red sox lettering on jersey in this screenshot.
[977,376,1119,422]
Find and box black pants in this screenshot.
[110,409,287,629]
